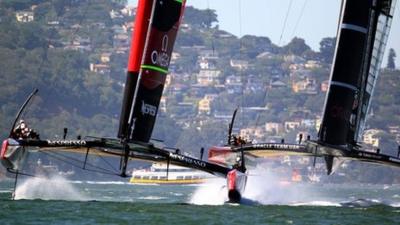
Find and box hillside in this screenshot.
[1,0,400,183]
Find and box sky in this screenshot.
[128,0,400,67]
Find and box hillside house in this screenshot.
[292,77,318,94]
[198,95,217,115]
[170,52,181,64]
[363,129,382,147]
[90,63,111,74]
[110,10,123,19]
[284,54,306,64]
[16,11,34,22]
[199,49,219,60]
[100,53,112,63]
[198,58,210,69]
[256,51,274,59]
[230,59,249,70]
[197,69,221,86]
[225,75,243,94]
[305,60,322,69]
[121,5,136,16]
[240,127,265,142]
[388,125,400,144]
[321,80,330,92]
[265,122,283,134]
[113,34,129,48]
[300,119,317,130]
[284,121,301,132]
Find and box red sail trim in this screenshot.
[127,0,154,72]
[130,0,186,142]
[118,0,154,139]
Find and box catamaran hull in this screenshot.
[1,139,28,171]
[227,169,247,203]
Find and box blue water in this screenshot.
[0,175,399,225]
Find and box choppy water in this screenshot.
[0,174,399,225]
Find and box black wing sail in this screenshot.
[118,0,154,140]
[129,0,186,142]
[318,0,397,147]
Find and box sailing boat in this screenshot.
[0,0,245,203]
[209,0,400,192]
[1,0,399,204]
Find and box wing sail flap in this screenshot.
[318,0,397,146]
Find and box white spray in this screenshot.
[190,166,338,206]
[189,178,228,205]
[14,175,87,201]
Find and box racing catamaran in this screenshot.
[209,0,400,197]
[1,0,244,203]
[1,0,399,203]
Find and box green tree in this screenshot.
[282,37,311,56]
[319,37,336,63]
[183,6,218,28]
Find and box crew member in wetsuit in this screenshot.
[11,120,40,139]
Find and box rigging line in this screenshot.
[206,0,215,55]
[279,0,294,45]
[397,2,400,19]
[39,150,120,176]
[253,86,269,132]
[38,149,118,175]
[7,168,36,178]
[238,0,244,129]
[290,0,308,38]
[92,149,120,173]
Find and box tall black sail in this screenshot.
[118,0,154,140]
[129,0,186,142]
[318,0,396,147]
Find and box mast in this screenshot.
[128,0,186,143]
[118,0,154,140]
[318,0,396,147]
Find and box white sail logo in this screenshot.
[141,101,157,116]
[151,35,170,68]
